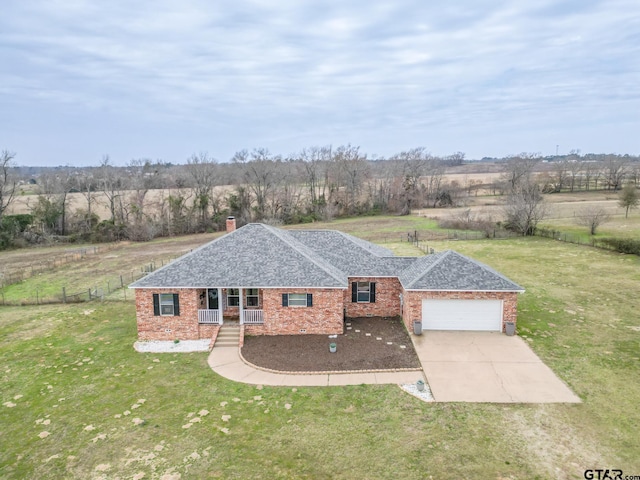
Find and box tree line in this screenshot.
[0,147,638,249]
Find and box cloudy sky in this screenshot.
[1,0,639,166]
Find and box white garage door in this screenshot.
[421,299,503,331]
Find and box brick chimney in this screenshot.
[226,216,236,233]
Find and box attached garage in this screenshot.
[421,299,503,331]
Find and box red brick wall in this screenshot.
[135,288,202,341]
[136,287,345,340]
[344,277,403,318]
[401,290,519,332]
[244,288,344,336]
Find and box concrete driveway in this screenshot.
[412,331,581,403]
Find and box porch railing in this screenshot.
[243,309,264,324]
[198,309,221,324]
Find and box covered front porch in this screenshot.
[196,287,264,326]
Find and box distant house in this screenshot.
[130,218,524,341]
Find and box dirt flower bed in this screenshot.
[241,316,421,372]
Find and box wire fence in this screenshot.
[0,244,119,289]
[0,255,181,306]
[534,228,628,253]
[362,228,519,245]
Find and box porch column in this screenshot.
[238,287,244,325]
[218,288,223,325]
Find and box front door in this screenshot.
[207,289,219,310]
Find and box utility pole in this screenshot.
[556,145,559,156]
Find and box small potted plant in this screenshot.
[329,343,337,353]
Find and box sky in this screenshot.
[1,0,639,166]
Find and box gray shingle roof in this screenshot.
[288,230,413,276]
[130,224,523,292]
[130,223,347,288]
[399,250,524,291]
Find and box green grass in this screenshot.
[0,233,221,304]
[1,226,640,478]
[0,302,542,479]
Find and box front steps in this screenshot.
[214,324,241,348]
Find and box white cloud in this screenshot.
[0,0,638,164]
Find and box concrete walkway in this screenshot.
[207,346,424,387]
[412,331,582,403]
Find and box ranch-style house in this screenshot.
[130,217,524,341]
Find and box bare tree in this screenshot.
[552,158,570,193]
[334,144,368,215]
[394,147,430,214]
[36,168,75,235]
[583,161,598,191]
[445,151,465,166]
[74,170,98,234]
[0,150,17,221]
[300,146,331,215]
[619,183,639,218]
[97,155,123,223]
[503,180,548,235]
[575,206,611,235]
[604,155,628,191]
[126,159,161,240]
[567,159,582,192]
[424,158,446,208]
[186,152,218,229]
[500,153,539,194]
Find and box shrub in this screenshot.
[597,238,640,255]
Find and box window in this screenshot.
[153,293,180,316]
[351,281,376,303]
[357,282,370,302]
[282,293,313,307]
[246,288,259,307]
[227,289,240,307]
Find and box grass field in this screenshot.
[1,217,640,479]
[0,233,221,304]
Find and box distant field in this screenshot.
[2,194,638,303]
[0,233,221,304]
[1,217,639,478]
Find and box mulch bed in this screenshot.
[241,316,421,372]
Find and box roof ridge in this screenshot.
[332,230,394,257]
[447,251,524,290]
[260,224,347,283]
[402,250,449,289]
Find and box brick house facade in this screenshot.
[130,222,524,342]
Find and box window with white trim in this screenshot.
[153,293,180,316]
[227,288,240,307]
[282,293,313,307]
[246,288,259,307]
[357,282,370,302]
[351,281,376,303]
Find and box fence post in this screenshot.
[62,287,66,303]
[36,289,39,305]
[107,281,110,294]
[88,289,92,301]
[120,275,124,288]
